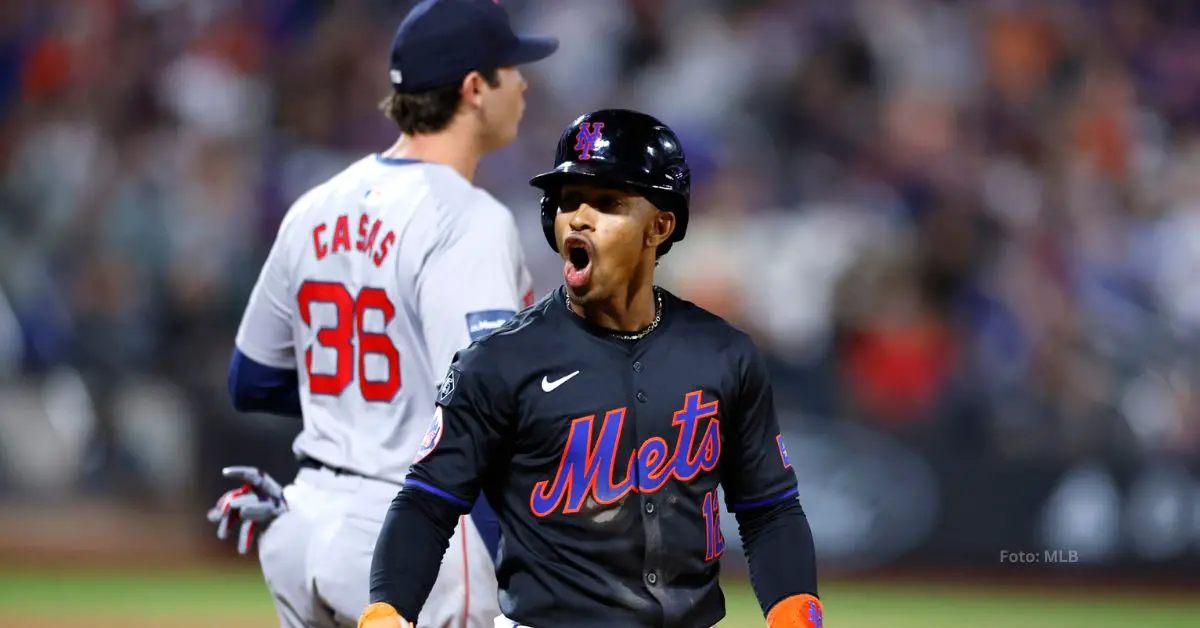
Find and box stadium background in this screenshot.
[1,0,1200,625]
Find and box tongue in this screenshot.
[564,260,591,288]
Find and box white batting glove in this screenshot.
[206,466,288,555]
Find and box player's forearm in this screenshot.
[369,486,464,620]
[735,498,820,618]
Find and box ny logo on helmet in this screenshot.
[574,122,605,160]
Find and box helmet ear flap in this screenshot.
[540,192,559,252]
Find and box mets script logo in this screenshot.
[574,122,605,160]
[414,407,444,463]
[530,391,720,516]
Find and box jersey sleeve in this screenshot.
[404,344,515,509]
[415,200,529,386]
[722,337,799,513]
[234,210,300,369]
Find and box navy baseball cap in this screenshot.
[389,0,559,93]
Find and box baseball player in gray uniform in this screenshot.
[207,1,558,626]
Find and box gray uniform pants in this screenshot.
[257,466,499,627]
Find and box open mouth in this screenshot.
[563,236,593,288]
[568,245,590,269]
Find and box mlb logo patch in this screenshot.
[777,434,792,469]
[437,367,459,405]
[414,407,444,463]
[466,309,515,342]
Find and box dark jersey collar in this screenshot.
[552,285,675,350]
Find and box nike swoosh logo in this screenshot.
[541,371,580,393]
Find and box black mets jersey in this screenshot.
[381,286,803,627]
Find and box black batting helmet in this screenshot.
[529,109,691,257]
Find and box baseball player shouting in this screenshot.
[361,109,822,628]
[207,1,557,627]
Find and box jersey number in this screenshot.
[702,489,726,561]
[297,281,401,402]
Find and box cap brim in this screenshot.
[503,35,559,66]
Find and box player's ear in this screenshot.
[645,207,676,250]
[460,71,487,109]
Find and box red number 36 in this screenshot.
[297,281,401,402]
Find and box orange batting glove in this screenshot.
[358,602,414,628]
[766,594,824,628]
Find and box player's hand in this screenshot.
[767,594,824,628]
[206,466,288,555]
[358,602,414,628]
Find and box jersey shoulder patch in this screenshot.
[437,366,460,405]
[776,434,792,469]
[414,407,444,463]
[466,309,516,342]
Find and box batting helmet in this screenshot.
[529,109,691,257]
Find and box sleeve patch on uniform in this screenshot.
[777,434,792,469]
[414,407,444,463]
[437,367,459,404]
[465,310,515,341]
[523,289,535,308]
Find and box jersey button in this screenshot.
[644,501,655,515]
[632,361,643,373]
[636,391,647,403]
[645,571,658,586]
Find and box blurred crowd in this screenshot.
[2,0,1200,488]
